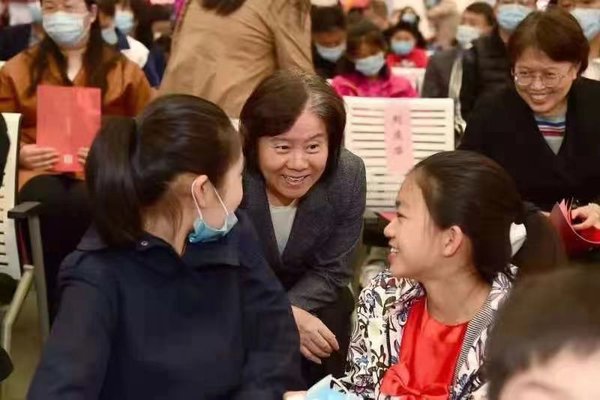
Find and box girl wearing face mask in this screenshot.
[332,20,417,98]
[311,3,347,79]
[386,21,429,68]
[570,0,600,80]
[461,9,600,262]
[96,0,160,87]
[340,150,562,399]
[0,0,152,319]
[28,95,301,400]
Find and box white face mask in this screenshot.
[8,1,33,25]
[43,11,89,48]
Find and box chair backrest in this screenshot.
[344,97,454,210]
[0,113,22,279]
[391,67,426,95]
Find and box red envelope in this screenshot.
[36,85,101,173]
[549,200,600,257]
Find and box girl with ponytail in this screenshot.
[28,95,301,400]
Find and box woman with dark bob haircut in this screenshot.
[239,70,366,387]
[28,95,300,399]
[460,8,600,261]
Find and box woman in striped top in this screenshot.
[461,9,600,241]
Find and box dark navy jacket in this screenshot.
[0,23,32,61]
[28,211,301,400]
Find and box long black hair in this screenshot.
[86,95,241,248]
[27,0,122,98]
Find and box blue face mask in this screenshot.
[29,1,42,24]
[497,4,532,32]
[315,42,346,63]
[188,180,238,243]
[115,10,135,35]
[571,8,600,41]
[401,13,417,24]
[102,26,118,45]
[306,375,361,400]
[355,52,386,77]
[456,24,481,48]
[43,11,89,48]
[391,39,415,56]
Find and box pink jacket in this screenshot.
[332,72,418,98]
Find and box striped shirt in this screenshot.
[535,114,566,155]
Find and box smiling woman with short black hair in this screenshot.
[460,8,600,253]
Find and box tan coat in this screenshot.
[160,0,314,118]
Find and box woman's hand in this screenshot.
[291,306,339,365]
[78,147,90,167]
[571,203,600,230]
[19,144,59,171]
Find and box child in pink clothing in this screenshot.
[332,20,418,98]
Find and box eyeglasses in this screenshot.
[512,69,571,88]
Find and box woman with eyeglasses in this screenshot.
[460,9,600,258]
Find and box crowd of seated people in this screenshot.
[0,1,599,399]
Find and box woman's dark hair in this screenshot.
[201,0,247,15]
[337,19,389,77]
[508,8,589,74]
[311,4,346,34]
[86,94,241,247]
[240,70,345,180]
[486,266,600,399]
[27,0,122,98]
[465,1,497,30]
[388,21,427,49]
[411,151,528,284]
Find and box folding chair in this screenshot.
[0,113,49,361]
[344,97,454,252]
[391,67,426,95]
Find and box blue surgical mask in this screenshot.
[306,375,361,400]
[571,8,600,41]
[355,52,386,77]
[401,13,417,24]
[102,26,118,45]
[188,180,238,243]
[28,1,42,24]
[315,42,346,63]
[43,11,89,48]
[497,4,532,32]
[456,24,481,48]
[391,39,414,56]
[115,9,135,35]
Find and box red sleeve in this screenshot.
[415,49,429,68]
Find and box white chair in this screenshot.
[344,97,454,211]
[0,113,49,360]
[391,67,426,95]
